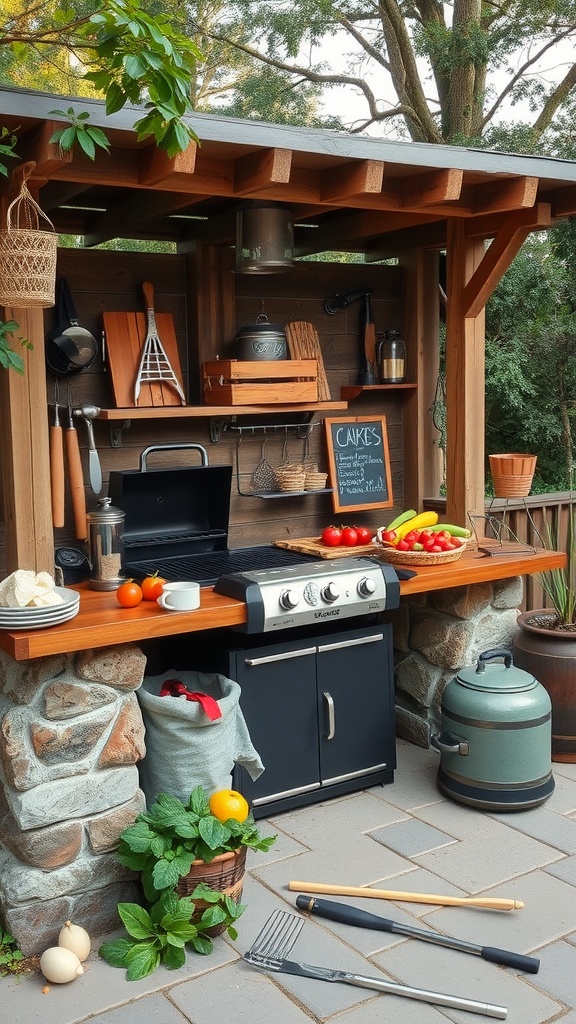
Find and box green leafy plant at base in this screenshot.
[534,497,576,628]
[117,787,276,903]
[99,886,245,980]
[0,928,24,975]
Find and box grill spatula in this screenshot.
[243,910,507,1019]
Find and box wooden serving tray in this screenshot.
[274,537,382,559]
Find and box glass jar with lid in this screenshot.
[87,496,125,591]
[377,330,406,383]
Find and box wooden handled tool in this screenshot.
[49,399,65,528]
[65,390,87,541]
[289,881,524,911]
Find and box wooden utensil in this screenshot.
[49,392,65,528]
[288,880,524,911]
[64,388,87,541]
[285,321,331,401]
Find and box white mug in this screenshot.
[157,581,201,612]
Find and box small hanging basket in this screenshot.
[0,179,58,308]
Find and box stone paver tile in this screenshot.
[490,805,576,854]
[331,991,459,1023]
[251,832,417,897]
[552,761,576,782]
[0,937,238,1024]
[541,772,576,814]
[370,745,444,812]
[80,992,191,1024]
[169,962,319,1024]
[529,938,576,1008]
[248,821,308,868]
[268,790,406,848]
[372,930,562,1024]
[418,869,576,954]
[410,803,563,890]
[367,866,474,918]
[369,818,457,857]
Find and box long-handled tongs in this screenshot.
[243,910,508,1019]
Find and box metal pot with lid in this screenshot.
[431,648,554,810]
[236,314,287,361]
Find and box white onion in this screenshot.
[58,920,91,961]
[40,946,84,984]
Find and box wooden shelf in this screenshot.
[97,401,349,420]
[341,384,417,401]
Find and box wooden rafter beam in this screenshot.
[234,148,292,195]
[320,159,384,203]
[139,142,197,186]
[13,120,72,180]
[462,202,552,318]
[471,176,538,215]
[544,184,576,217]
[399,168,463,207]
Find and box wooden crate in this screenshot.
[202,359,318,405]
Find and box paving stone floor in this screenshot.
[3,739,576,1024]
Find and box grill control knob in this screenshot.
[358,576,377,598]
[279,588,300,610]
[322,581,340,603]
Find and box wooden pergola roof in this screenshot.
[1,84,576,573]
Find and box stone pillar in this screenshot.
[392,577,523,746]
[0,644,147,955]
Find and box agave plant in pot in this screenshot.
[99,786,276,979]
[513,500,576,762]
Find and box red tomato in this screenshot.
[340,526,358,546]
[397,539,410,551]
[380,529,397,545]
[141,572,167,601]
[321,526,342,547]
[116,580,143,607]
[404,530,421,545]
[354,525,373,545]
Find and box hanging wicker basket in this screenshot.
[0,179,57,308]
[489,453,537,498]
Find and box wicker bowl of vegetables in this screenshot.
[373,511,471,566]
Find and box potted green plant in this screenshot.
[99,786,276,979]
[513,500,576,762]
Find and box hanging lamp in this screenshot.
[235,202,295,274]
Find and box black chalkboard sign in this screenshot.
[324,416,394,513]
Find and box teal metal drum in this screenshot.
[431,648,554,811]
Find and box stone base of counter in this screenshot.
[392,577,523,746]
[0,644,147,955]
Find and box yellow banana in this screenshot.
[395,511,439,539]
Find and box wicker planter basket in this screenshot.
[176,846,247,937]
[489,454,537,498]
[0,180,57,309]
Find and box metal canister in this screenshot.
[431,648,554,810]
[87,496,125,591]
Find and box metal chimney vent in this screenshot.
[235,204,295,274]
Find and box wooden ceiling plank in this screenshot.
[139,142,197,186]
[471,176,538,215]
[463,202,552,318]
[320,159,384,203]
[83,191,211,247]
[400,168,463,207]
[234,148,292,195]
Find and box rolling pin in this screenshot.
[49,400,65,528]
[65,392,87,541]
[288,881,524,911]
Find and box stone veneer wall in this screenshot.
[391,577,523,746]
[0,644,147,955]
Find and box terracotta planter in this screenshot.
[489,453,537,498]
[176,847,247,936]
[513,610,576,762]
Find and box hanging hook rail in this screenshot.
[227,421,316,439]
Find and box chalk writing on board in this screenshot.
[324,416,393,513]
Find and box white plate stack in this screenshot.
[0,587,80,630]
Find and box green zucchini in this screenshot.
[428,523,471,538]
[386,508,417,531]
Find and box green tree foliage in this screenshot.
[197,0,576,146]
[485,223,576,490]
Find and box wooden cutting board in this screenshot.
[285,321,331,401]
[274,537,382,559]
[103,311,185,408]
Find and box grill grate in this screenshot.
[126,545,318,587]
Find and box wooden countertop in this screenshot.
[0,544,565,661]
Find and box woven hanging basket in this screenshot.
[0,180,57,308]
[489,453,537,498]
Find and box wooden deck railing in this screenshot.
[424,493,571,612]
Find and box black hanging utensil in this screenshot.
[45,278,98,376]
[295,895,539,973]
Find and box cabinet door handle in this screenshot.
[323,691,335,740]
[318,633,383,653]
[244,646,316,667]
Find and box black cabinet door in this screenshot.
[230,641,320,807]
[316,626,395,784]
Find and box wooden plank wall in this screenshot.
[0,250,406,574]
